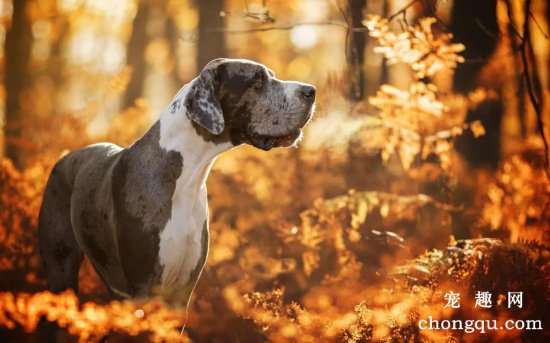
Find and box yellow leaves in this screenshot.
[241,288,285,330]
[297,212,325,249]
[350,197,369,229]
[358,17,466,171]
[240,246,297,280]
[365,15,465,79]
[209,227,240,266]
[302,250,320,277]
[348,229,361,243]
[480,153,550,242]
[379,201,390,218]
[223,285,245,313]
[324,191,457,236]
[435,140,452,170]
[363,16,390,37]
[470,120,486,138]
[486,184,504,229]
[366,74,485,170]
[467,87,497,106]
[0,158,50,270]
[108,66,131,94]
[284,212,326,277]
[252,177,271,200]
[367,80,461,170]
[370,83,444,123]
[397,139,421,171]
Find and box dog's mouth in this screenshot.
[252,129,303,151]
[252,111,313,151]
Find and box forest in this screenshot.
[0,0,548,342]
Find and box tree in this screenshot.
[451,0,502,169]
[124,2,151,109]
[197,0,225,70]
[347,0,367,100]
[4,0,33,168]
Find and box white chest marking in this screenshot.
[158,172,209,289]
[156,83,234,291]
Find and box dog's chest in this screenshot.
[157,184,208,290]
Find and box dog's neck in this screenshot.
[152,84,235,295]
[158,83,234,189]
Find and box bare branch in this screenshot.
[335,0,351,75]
[475,18,499,41]
[505,0,523,40]
[422,0,448,28]
[516,0,550,179]
[207,21,369,34]
[387,0,447,28]
[335,0,349,24]
[529,11,549,39]
[388,0,419,21]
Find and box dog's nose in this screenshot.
[300,85,316,99]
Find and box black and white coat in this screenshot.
[38,58,316,307]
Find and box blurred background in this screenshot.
[0,0,547,164]
[0,0,549,342]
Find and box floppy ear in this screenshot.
[184,64,225,135]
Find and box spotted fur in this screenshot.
[38,59,315,307]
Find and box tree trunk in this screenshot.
[166,13,181,85]
[197,0,225,70]
[124,2,151,108]
[450,0,501,239]
[47,17,69,99]
[347,0,367,100]
[451,0,499,94]
[4,0,32,167]
[451,0,502,170]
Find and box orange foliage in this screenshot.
[0,290,188,342]
[479,146,550,242]
[0,12,548,343]
[0,158,45,270]
[364,16,465,79]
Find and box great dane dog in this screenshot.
[38,58,315,307]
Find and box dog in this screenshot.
[38,58,315,307]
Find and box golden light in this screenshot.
[290,25,319,50]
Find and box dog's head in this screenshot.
[184,58,315,150]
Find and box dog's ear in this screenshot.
[184,61,225,135]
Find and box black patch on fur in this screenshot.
[170,99,181,114]
[185,68,225,135]
[112,121,183,295]
[189,61,263,145]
